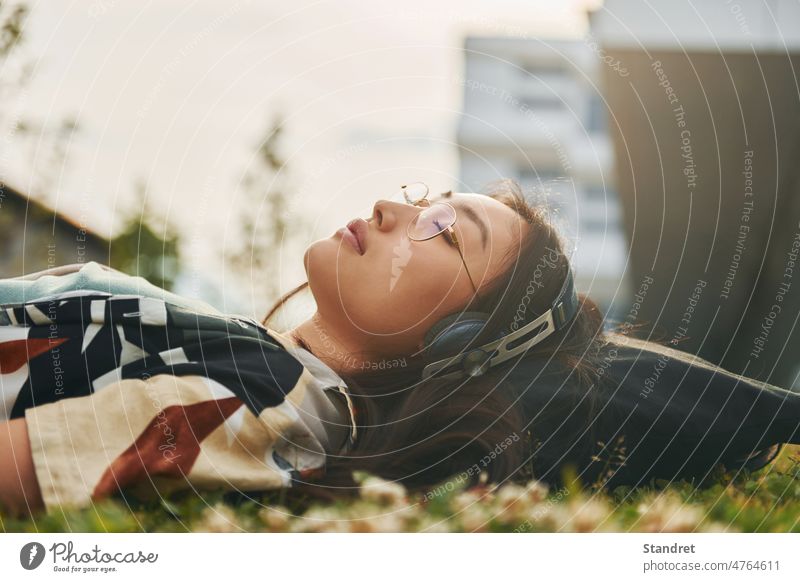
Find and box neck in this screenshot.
[290,312,376,377]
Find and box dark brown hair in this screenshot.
[262,179,610,498]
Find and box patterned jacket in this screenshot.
[0,290,356,513]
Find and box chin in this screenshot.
[304,238,353,299]
[303,239,329,282]
[303,237,336,275]
[302,242,315,276]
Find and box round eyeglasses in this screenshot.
[396,182,479,293]
[398,182,430,205]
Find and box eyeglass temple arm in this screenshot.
[409,195,477,292]
[448,227,479,293]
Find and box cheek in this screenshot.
[304,237,464,335]
[346,247,463,335]
[304,238,395,331]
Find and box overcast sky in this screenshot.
[1,0,598,310]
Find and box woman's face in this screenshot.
[304,192,528,356]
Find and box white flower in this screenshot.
[348,512,405,533]
[493,483,535,525]
[566,498,612,532]
[193,503,240,532]
[524,480,550,503]
[360,476,407,506]
[637,492,704,532]
[460,504,492,532]
[450,490,483,513]
[291,506,349,532]
[258,506,291,531]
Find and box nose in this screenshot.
[371,199,416,233]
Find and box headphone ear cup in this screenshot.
[422,313,463,349]
[423,311,491,363]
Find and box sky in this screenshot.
[1,0,600,313]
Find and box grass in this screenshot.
[2,445,799,533]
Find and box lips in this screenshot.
[337,227,361,255]
[345,218,368,255]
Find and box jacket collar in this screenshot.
[267,327,358,448]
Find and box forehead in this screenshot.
[435,192,529,277]
[449,192,515,217]
[435,192,525,235]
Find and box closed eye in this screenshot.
[432,219,457,247]
[429,192,463,250]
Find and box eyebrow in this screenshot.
[440,191,488,251]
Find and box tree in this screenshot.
[225,113,306,312]
[109,179,181,291]
[0,1,80,201]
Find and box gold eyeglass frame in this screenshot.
[400,182,479,293]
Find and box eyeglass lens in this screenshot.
[408,203,456,241]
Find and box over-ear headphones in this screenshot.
[420,266,580,381]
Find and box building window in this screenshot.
[586,94,607,133]
[518,95,564,111]
[519,61,568,77]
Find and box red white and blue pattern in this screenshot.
[0,290,354,512]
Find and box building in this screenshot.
[0,182,108,277]
[589,0,800,387]
[456,36,627,319]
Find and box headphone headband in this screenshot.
[421,266,579,381]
